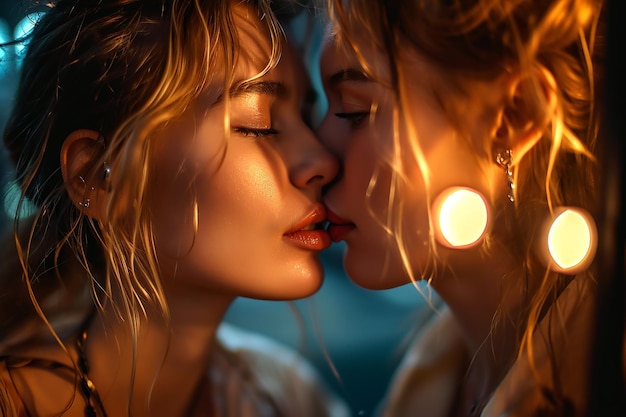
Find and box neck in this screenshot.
[432,244,528,401]
[85,279,235,417]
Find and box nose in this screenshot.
[290,127,339,189]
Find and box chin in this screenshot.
[266,262,325,300]
[343,255,410,290]
[294,265,325,297]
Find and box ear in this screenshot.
[61,129,109,219]
[492,65,558,165]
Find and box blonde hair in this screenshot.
[2,0,283,355]
[327,0,604,409]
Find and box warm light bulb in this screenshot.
[434,187,489,248]
[547,209,593,269]
[538,207,597,274]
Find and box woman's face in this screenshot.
[318,34,505,290]
[147,6,338,300]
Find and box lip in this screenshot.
[325,207,356,242]
[326,208,351,225]
[283,205,331,250]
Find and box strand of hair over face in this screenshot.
[3,0,285,393]
[326,3,604,397]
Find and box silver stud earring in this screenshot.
[103,165,111,180]
[78,175,93,209]
[495,149,515,202]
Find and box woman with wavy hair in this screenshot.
[0,1,350,416]
[320,0,605,416]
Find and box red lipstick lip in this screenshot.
[325,208,352,225]
[283,230,331,250]
[285,205,327,234]
[325,207,356,242]
[283,205,332,250]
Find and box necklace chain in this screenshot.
[76,330,108,417]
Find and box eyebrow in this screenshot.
[231,80,288,98]
[327,68,370,87]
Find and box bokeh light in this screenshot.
[13,12,44,66]
[0,18,10,76]
[547,208,596,271]
[434,187,489,248]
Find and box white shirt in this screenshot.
[211,323,351,417]
[377,276,597,417]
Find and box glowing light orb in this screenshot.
[547,209,593,269]
[435,187,488,248]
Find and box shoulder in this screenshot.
[0,354,87,417]
[0,359,26,417]
[0,359,32,417]
[485,276,599,417]
[216,323,350,417]
[377,306,468,417]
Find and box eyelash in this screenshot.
[335,112,369,129]
[234,127,279,138]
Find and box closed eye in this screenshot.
[335,112,369,129]
[234,127,280,138]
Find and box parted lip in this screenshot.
[285,205,327,234]
[325,207,353,225]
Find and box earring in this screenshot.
[78,175,94,209]
[496,149,515,202]
[432,187,490,249]
[103,164,111,180]
[537,206,597,274]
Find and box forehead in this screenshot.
[320,33,391,85]
[320,31,456,104]
[228,4,310,100]
[194,2,288,103]
[232,6,269,66]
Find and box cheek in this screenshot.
[348,136,433,279]
[148,165,201,260]
[402,86,494,195]
[343,121,404,217]
[317,112,350,157]
[343,137,377,190]
[230,153,282,205]
[147,127,227,259]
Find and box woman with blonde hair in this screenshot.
[0,1,350,416]
[320,0,605,415]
